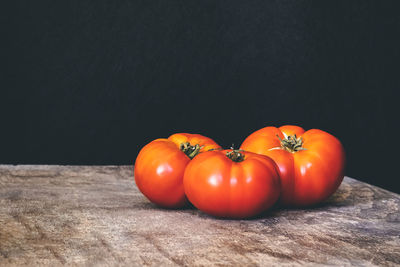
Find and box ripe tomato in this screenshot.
[240,125,345,206]
[183,149,281,219]
[134,133,221,208]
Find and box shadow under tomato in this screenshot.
[146,191,357,220]
[150,201,197,211]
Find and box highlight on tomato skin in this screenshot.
[240,125,346,207]
[183,149,281,219]
[134,133,221,209]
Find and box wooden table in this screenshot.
[0,165,399,266]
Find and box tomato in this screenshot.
[240,125,345,206]
[183,149,281,219]
[134,133,221,208]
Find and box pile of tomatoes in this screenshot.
[134,125,345,219]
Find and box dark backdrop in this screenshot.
[2,1,399,193]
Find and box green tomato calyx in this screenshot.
[276,133,306,153]
[226,147,245,162]
[180,142,203,159]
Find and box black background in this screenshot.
[2,1,399,193]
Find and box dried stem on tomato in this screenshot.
[180,142,203,159]
[277,134,307,153]
[226,149,245,162]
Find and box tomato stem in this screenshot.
[226,149,245,162]
[277,134,306,153]
[180,142,203,159]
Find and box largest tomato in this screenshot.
[240,125,345,206]
[134,133,221,208]
[184,149,281,219]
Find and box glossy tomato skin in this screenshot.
[240,125,345,206]
[134,133,221,208]
[183,150,281,219]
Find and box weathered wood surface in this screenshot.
[0,165,399,266]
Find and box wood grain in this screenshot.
[0,165,399,266]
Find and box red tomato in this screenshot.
[134,133,221,208]
[240,125,345,206]
[183,149,281,219]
